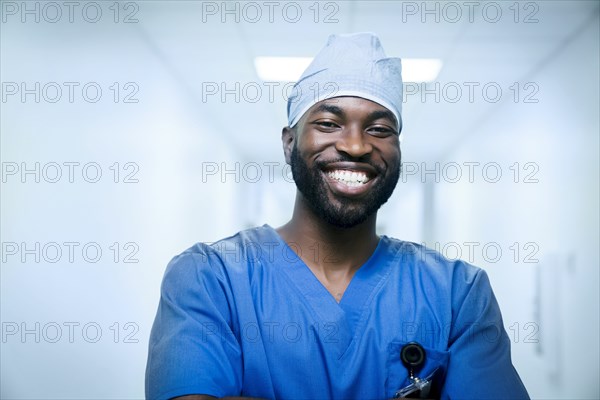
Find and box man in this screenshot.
[146,33,529,399]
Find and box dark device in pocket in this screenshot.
[394,342,443,399]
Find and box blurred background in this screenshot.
[1,1,598,398]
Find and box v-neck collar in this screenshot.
[263,224,394,358]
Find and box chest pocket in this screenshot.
[385,341,449,399]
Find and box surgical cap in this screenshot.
[287,32,403,133]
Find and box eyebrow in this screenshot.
[310,103,345,117]
[368,110,397,125]
[312,104,395,123]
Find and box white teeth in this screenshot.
[327,170,369,186]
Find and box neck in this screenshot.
[276,192,380,275]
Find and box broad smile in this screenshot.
[326,169,370,186]
[321,163,379,197]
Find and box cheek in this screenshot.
[393,150,402,168]
[297,133,334,158]
[376,144,401,167]
[302,133,327,148]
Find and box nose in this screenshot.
[334,125,373,158]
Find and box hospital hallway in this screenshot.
[1,1,598,398]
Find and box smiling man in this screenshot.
[146,33,529,400]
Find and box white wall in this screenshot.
[430,15,599,398]
[1,17,243,398]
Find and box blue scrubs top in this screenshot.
[146,225,529,399]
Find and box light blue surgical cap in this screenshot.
[287,32,403,133]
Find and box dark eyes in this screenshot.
[312,120,397,137]
[367,126,396,137]
[314,121,339,130]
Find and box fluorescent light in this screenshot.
[401,58,443,83]
[254,56,442,83]
[254,57,313,81]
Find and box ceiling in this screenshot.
[2,1,598,164]
[136,1,598,162]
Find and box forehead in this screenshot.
[307,96,393,115]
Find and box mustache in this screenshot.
[313,155,385,175]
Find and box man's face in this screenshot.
[285,96,401,228]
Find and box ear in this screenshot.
[282,126,295,165]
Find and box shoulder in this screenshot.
[385,238,485,281]
[383,237,492,302]
[162,225,274,284]
[384,238,499,336]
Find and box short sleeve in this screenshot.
[442,267,530,399]
[145,250,242,400]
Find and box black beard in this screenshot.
[290,144,400,228]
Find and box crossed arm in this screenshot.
[173,396,263,400]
